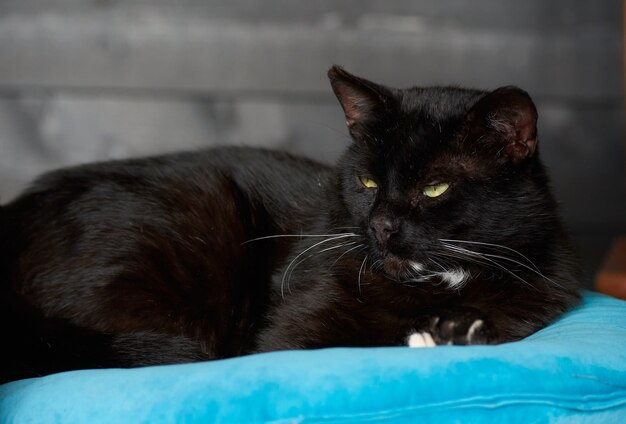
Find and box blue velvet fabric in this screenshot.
[1,292,625,423]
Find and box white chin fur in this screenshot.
[437,269,469,289]
[406,261,469,290]
[410,261,424,272]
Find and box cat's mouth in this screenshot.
[380,254,471,288]
[380,255,425,281]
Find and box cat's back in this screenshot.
[1,146,328,356]
[4,146,328,234]
[14,146,327,205]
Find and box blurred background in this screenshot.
[0,1,623,286]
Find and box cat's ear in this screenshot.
[465,86,538,164]
[328,65,393,140]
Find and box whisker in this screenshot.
[371,259,385,272]
[284,241,358,295]
[439,238,540,272]
[330,243,366,268]
[369,259,383,272]
[405,264,420,280]
[439,243,505,269]
[483,253,564,288]
[401,274,439,285]
[439,242,538,290]
[358,254,369,295]
[428,257,448,272]
[428,254,457,272]
[318,241,358,254]
[437,249,498,270]
[280,234,356,299]
[439,244,553,289]
[242,232,357,245]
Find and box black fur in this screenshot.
[0,67,580,383]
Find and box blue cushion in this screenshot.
[2,292,626,423]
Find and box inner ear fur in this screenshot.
[465,86,538,164]
[327,65,394,140]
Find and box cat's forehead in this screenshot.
[400,86,486,121]
[379,87,488,158]
[392,86,488,154]
[355,87,497,180]
[362,93,492,182]
[360,138,482,185]
[383,141,482,182]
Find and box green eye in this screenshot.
[359,176,378,189]
[423,182,450,198]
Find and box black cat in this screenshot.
[0,66,581,383]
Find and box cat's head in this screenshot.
[328,66,555,286]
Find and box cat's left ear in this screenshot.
[464,86,538,164]
[328,65,394,140]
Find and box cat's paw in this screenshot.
[406,332,436,348]
[428,308,497,345]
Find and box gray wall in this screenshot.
[0,1,623,285]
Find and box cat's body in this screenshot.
[0,148,328,381]
[0,67,581,383]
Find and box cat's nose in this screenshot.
[370,217,398,248]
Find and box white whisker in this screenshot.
[370,259,385,272]
[318,241,358,254]
[483,253,563,288]
[439,242,537,290]
[436,240,544,286]
[280,234,356,299]
[428,257,447,272]
[439,238,540,272]
[242,232,357,245]
[358,254,369,295]
[330,243,366,268]
[437,249,497,269]
[284,241,358,294]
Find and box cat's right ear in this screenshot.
[328,66,393,140]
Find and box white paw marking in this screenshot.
[407,332,436,348]
[466,319,484,343]
[437,269,469,289]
